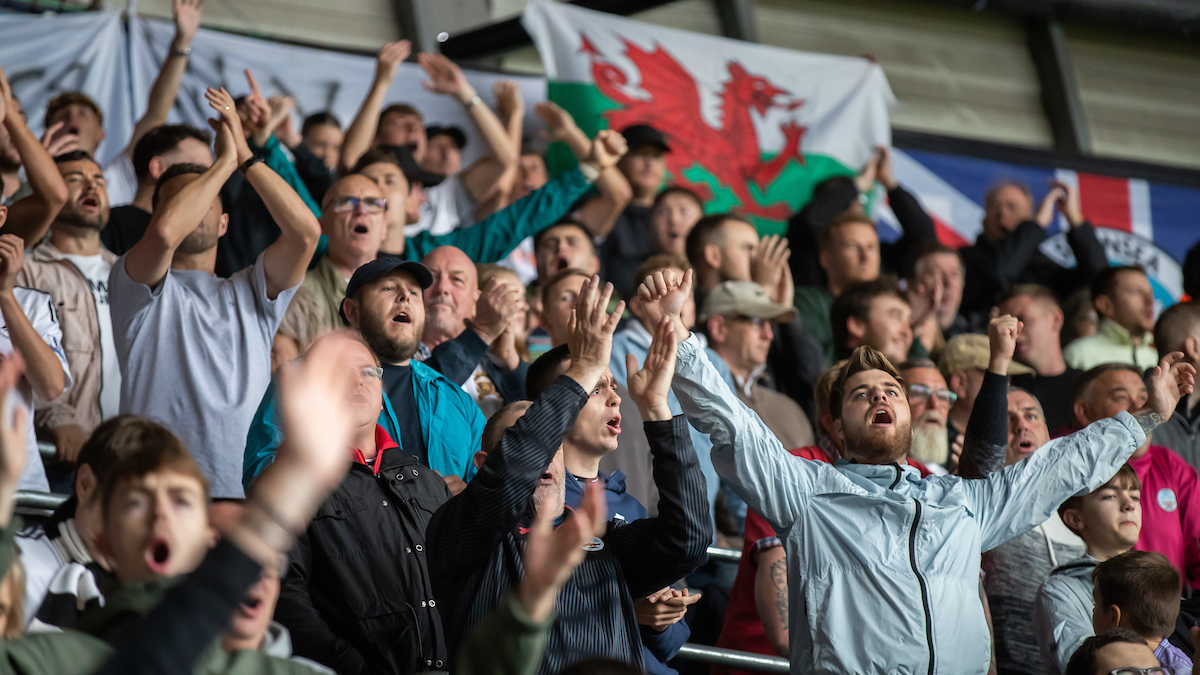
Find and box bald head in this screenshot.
[422,245,482,346]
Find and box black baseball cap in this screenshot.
[339,256,433,324]
[621,124,669,153]
[377,144,445,188]
[426,125,467,150]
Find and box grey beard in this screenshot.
[910,423,949,466]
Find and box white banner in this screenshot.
[0,10,134,168]
[127,15,546,168]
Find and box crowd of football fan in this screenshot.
[0,2,1199,674]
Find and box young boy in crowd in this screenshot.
[1091,550,1191,673]
[1033,464,1143,674]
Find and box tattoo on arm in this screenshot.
[770,557,788,626]
[1134,411,1164,438]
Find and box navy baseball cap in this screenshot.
[621,124,669,153]
[339,256,433,324]
[426,125,467,150]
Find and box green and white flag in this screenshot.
[522,0,895,232]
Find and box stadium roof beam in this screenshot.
[1025,17,1093,155]
[438,0,680,61]
[714,0,759,43]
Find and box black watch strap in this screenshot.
[238,155,265,175]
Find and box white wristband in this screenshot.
[578,162,601,183]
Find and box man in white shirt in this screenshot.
[17,150,121,465]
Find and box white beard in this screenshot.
[910,422,949,466]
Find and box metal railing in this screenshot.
[706,546,742,562]
[676,644,789,673]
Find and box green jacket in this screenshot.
[456,592,552,675]
[0,519,322,675]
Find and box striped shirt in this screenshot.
[427,375,711,675]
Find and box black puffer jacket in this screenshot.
[275,444,452,674]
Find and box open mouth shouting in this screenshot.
[145,536,172,576]
[392,311,412,325]
[869,405,894,428]
[538,471,555,485]
[606,413,622,436]
[80,194,100,210]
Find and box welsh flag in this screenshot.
[521,0,896,233]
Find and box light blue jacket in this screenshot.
[242,360,483,490]
[1032,555,1097,675]
[669,334,1146,675]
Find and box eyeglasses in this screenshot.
[1109,668,1173,675]
[907,383,958,405]
[350,366,384,381]
[332,196,388,214]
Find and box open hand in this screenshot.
[907,273,944,329]
[535,101,581,144]
[520,479,607,621]
[1049,179,1084,228]
[637,267,693,342]
[987,314,1022,375]
[375,40,411,82]
[1035,186,1065,228]
[626,318,678,421]
[1143,352,1196,419]
[172,0,204,50]
[205,87,252,164]
[494,80,524,123]
[418,53,474,103]
[565,275,624,394]
[751,235,790,301]
[855,148,881,193]
[875,145,898,190]
[41,122,80,157]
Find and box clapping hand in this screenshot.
[418,53,475,105]
[626,318,678,422]
[635,586,702,632]
[535,101,582,145]
[637,268,694,343]
[205,87,253,166]
[751,235,791,305]
[564,275,624,395]
[494,80,524,124]
[472,276,525,345]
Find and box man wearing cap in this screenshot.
[940,332,1035,452]
[593,124,668,300]
[244,256,484,494]
[702,280,814,450]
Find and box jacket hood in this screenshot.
[1050,554,1099,580]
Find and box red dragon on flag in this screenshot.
[580,35,807,220]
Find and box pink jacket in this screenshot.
[1130,444,1200,589]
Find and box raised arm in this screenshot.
[340,41,410,174]
[640,268,821,531]
[206,87,319,297]
[608,317,711,597]
[0,69,67,247]
[126,0,204,154]
[124,88,238,287]
[419,53,517,201]
[957,315,1021,478]
[410,130,627,263]
[92,333,358,675]
[537,102,632,238]
[0,237,64,401]
[427,277,623,576]
[967,352,1195,550]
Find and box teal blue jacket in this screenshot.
[243,360,483,490]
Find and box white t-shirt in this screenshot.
[407,173,477,237]
[1,288,73,492]
[61,254,120,420]
[102,154,137,208]
[461,362,504,418]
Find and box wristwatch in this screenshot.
[239,155,265,175]
[170,46,192,58]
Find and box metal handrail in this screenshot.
[676,644,789,673]
[16,490,68,511]
[37,441,54,460]
[706,545,742,562]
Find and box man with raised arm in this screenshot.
[109,88,320,499]
[339,42,517,236]
[636,268,1194,675]
[426,276,710,674]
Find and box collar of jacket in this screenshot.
[832,458,922,489]
[259,621,294,658]
[75,575,181,641]
[1050,554,1098,577]
[1098,318,1151,346]
[30,240,118,265]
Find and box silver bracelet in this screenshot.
[464,95,482,109]
[170,46,192,58]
